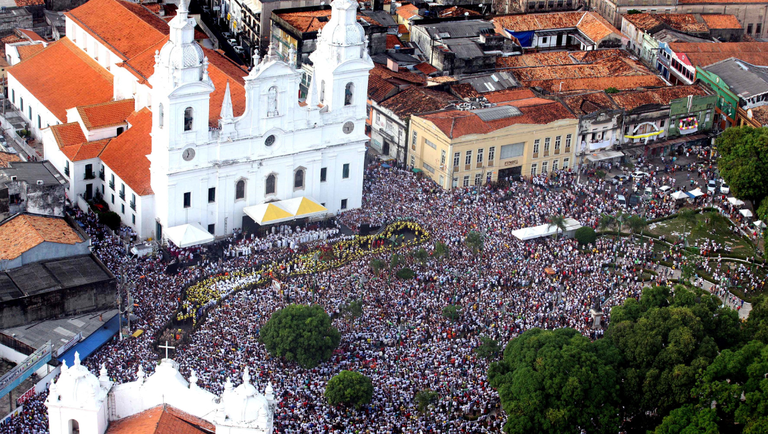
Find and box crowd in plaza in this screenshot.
[1,154,763,433]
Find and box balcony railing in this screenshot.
[84,172,95,180]
[109,181,115,190]
[119,191,125,200]
[99,170,105,180]
[130,201,136,211]
[64,166,69,176]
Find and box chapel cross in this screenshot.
[159,341,175,359]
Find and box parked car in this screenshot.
[612,174,630,185]
[659,185,672,194]
[222,31,233,39]
[644,187,653,197]
[720,183,730,195]
[227,38,238,47]
[617,194,627,207]
[707,179,718,194]
[631,171,650,179]
[233,46,244,54]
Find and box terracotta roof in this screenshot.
[8,38,114,122]
[414,62,438,75]
[609,85,709,111]
[77,99,135,130]
[99,108,154,196]
[622,13,664,32]
[700,14,742,30]
[106,405,215,434]
[534,75,666,93]
[367,72,399,103]
[450,83,480,99]
[398,24,409,35]
[379,86,454,119]
[0,152,21,168]
[1,35,23,45]
[655,14,709,34]
[679,0,768,3]
[0,214,83,261]
[274,9,381,33]
[17,29,45,42]
[438,6,481,18]
[50,123,86,147]
[497,50,579,68]
[14,0,44,6]
[65,0,169,61]
[386,34,402,50]
[669,42,768,67]
[561,91,619,115]
[372,63,425,85]
[16,44,44,61]
[419,98,575,139]
[60,139,111,162]
[483,88,536,103]
[397,3,420,21]
[493,12,621,43]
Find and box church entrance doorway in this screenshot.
[498,166,522,181]
[156,222,162,242]
[382,141,390,157]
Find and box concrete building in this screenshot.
[0,161,67,221]
[676,0,768,40]
[510,0,585,14]
[658,41,768,85]
[700,58,768,109]
[560,91,624,167]
[587,0,678,28]
[409,95,578,188]
[492,11,624,51]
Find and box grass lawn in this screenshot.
[647,212,757,257]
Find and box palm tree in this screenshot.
[626,215,648,240]
[433,242,449,260]
[465,231,484,255]
[598,214,614,234]
[547,214,568,240]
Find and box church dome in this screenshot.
[222,367,270,425]
[321,0,365,47]
[159,41,204,69]
[52,353,103,407]
[330,22,365,46]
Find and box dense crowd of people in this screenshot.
[0,153,762,433]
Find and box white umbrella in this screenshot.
[671,191,688,200]
[688,188,704,197]
[754,220,766,229]
[727,197,745,206]
[740,209,754,218]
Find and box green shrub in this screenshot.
[98,211,121,231]
[396,267,415,279]
[575,226,597,246]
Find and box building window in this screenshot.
[452,177,458,188]
[320,167,327,182]
[465,150,472,165]
[19,97,23,112]
[159,103,164,128]
[477,148,484,164]
[130,193,136,210]
[531,163,537,176]
[660,119,666,128]
[474,173,482,185]
[425,139,436,149]
[183,192,191,208]
[342,163,350,179]
[463,175,470,187]
[120,183,125,200]
[748,23,754,34]
[208,224,215,234]
[266,174,276,195]
[544,137,551,154]
[440,150,446,167]
[345,82,354,106]
[563,158,569,168]
[533,139,540,155]
[552,159,559,171]
[565,134,571,149]
[235,179,246,199]
[341,198,348,209]
[28,106,32,120]
[554,136,561,151]
[410,155,415,167]
[111,194,114,204]
[320,80,326,104]
[758,23,763,34]
[184,107,193,131]
[132,214,135,224]
[37,115,41,129]
[110,174,115,190]
[294,169,305,189]
[121,203,125,214]
[208,187,216,203]
[488,146,495,161]
[423,162,435,173]
[542,161,548,173]
[84,163,93,179]
[453,152,460,167]
[411,130,417,148]
[11,89,14,104]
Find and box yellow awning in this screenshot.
[262,204,293,223]
[296,197,327,215]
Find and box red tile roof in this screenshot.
[622,13,664,31]
[50,123,86,147]
[367,72,399,103]
[700,14,742,30]
[397,4,420,21]
[561,91,619,115]
[628,13,709,34]
[17,29,45,42]
[449,83,480,99]
[99,108,154,196]
[438,6,481,18]
[16,44,44,61]
[0,214,83,260]
[106,405,215,434]
[414,62,438,75]
[274,9,381,33]
[379,86,454,119]
[419,99,575,139]
[496,51,578,68]
[483,88,536,103]
[493,11,621,43]
[60,139,111,162]
[398,24,409,35]
[0,152,21,168]
[386,34,403,50]
[668,42,768,67]
[77,99,135,130]
[8,38,114,122]
[65,0,169,61]
[14,0,44,6]
[608,85,709,111]
[530,75,666,93]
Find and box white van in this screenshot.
[617,195,627,207]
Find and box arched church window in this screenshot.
[158,103,164,129]
[236,180,246,200]
[184,107,194,131]
[294,169,305,189]
[266,174,276,195]
[345,83,354,106]
[320,80,326,104]
[69,419,80,434]
[267,86,278,117]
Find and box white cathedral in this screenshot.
[47,352,275,434]
[8,0,372,241]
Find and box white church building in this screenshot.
[7,0,372,241]
[47,352,275,434]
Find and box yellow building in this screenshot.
[409,98,579,189]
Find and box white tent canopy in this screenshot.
[740,209,754,218]
[727,197,745,206]
[166,223,214,248]
[754,220,766,229]
[687,188,704,197]
[511,218,582,241]
[243,197,329,226]
[585,150,623,162]
[671,191,688,200]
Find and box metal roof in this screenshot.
[460,71,519,93]
[474,105,522,121]
[704,58,768,99]
[419,20,494,40]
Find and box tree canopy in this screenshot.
[260,304,341,369]
[716,126,768,203]
[325,370,373,409]
[574,226,597,245]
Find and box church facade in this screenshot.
[9,0,371,241]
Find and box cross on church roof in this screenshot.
[159,341,175,359]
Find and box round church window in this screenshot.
[265,135,276,147]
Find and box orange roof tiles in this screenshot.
[655,14,709,34]
[414,62,438,75]
[578,12,622,42]
[438,6,481,18]
[65,0,169,61]
[562,91,619,115]
[99,108,154,196]
[700,14,742,30]
[14,0,44,6]
[386,34,403,50]
[531,75,666,93]
[748,105,768,126]
[419,99,575,139]
[398,24,409,35]
[397,4,420,21]
[106,405,215,434]
[622,13,664,31]
[275,9,381,33]
[493,12,621,43]
[609,85,709,111]
[379,86,454,119]
[50,123,86,147]
[0,215,83,261]
[483,88,536,103]
[669,42,768,67]
[8,38,114,122]
[450,83,481,99]
[16,44,44,61]
[368,72,399,103]
[497,51,579,68]
[60,139,111,162]
[0,152,21,168]
[77,99,135,130]
[1,35,23,45]
[17,29,45,42]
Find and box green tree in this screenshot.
[390,253,404,269]
[395,267,414,279]
[413,247,429,265]
[465,230,484,255]
[325,370,373,409]
[340,299,363,322]
[653,405,719,434]
[414,389,438,414]
[595,169,606,179]
[745,295,768,344]
[433,241,449,260]
[260,304,341,369]
[626,214,648,240]
[716,126,768,203]
[442,304,461,322]
[369,258,386,275]
[598,214,614,233]
[546,214,567,240]
[574,226,597,246]
[488,328,621,434]
[475,336,502,360]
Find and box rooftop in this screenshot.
[15,43,45,61]
[273,8,382,34]
[0,152,21,169]
[0,161,66,187]
[493,11,621,43]
[106,404,216,434]
[17,29,45,42]
[99,108,154,196]
[2,309,117,353]
[77,99,136,130]
[0,255,111,302]
[700,14,742,30]
[438,6,481,19]
[668,42,768,67]
[418,98,576,139]
[7,38,114,122]
[396,3,420,21]
[748,104,768,126]
[50,122,87,148]
[417,20,495,40]
[561,91,620,116]
[379,86,455,119]
[0,214,83,261]
[703,58,768,99]
[608,85,709,111]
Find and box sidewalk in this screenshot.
[656,264,752,319]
